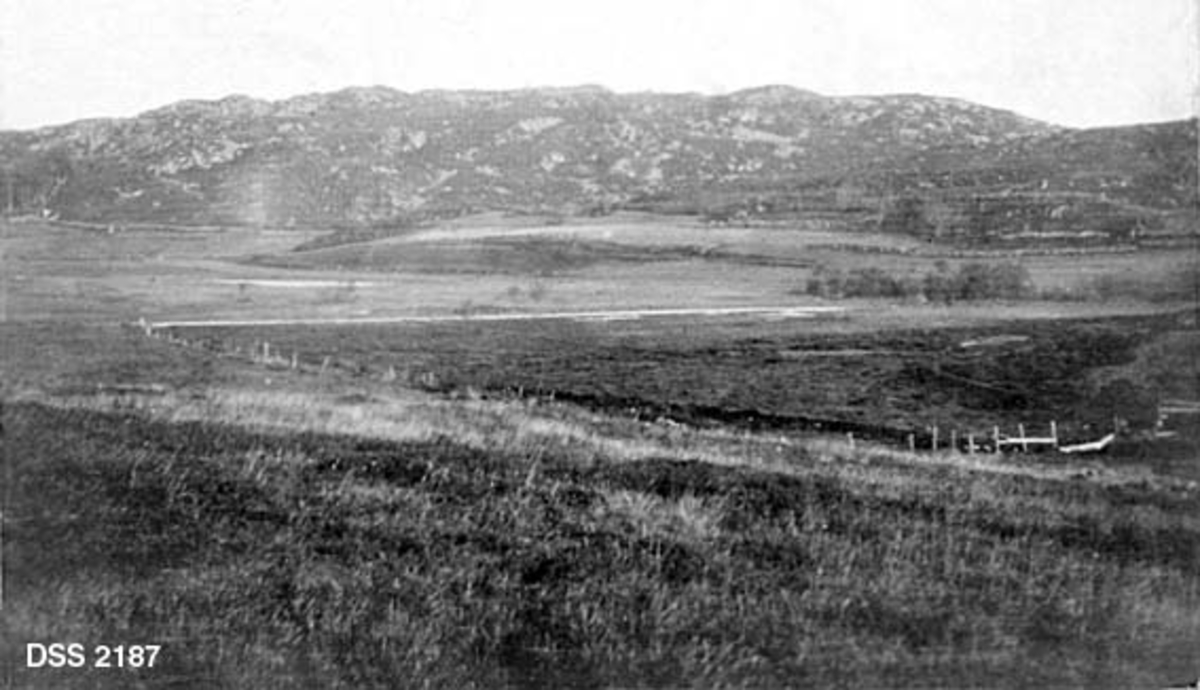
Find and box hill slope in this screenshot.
[0,85,1194,242]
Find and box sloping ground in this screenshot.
[1090,327,1200,401]
[252,236,704,275]
[5,398,1199,689]
[3,316,1197,687]
[1,86,1192,239]
[4,319,1198,687]
[286,214,927,260]
[169,310,1196,459]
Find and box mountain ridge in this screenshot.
[2,85,1055,133]
[1,85,1194,243]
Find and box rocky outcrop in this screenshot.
[0,85,1193,237]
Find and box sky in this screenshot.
[1,0,1196,130]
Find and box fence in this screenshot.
[136,320,1120,457]
[896,420,1087,455]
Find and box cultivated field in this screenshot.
[3,214,1199,688]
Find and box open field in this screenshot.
[161,308,1200,469]
[148,305,847,328]
[4,317,1200,688]
[331,211,915,250]
[4,212,1200,687]
[261,213,1198,300]
[5,342,1200,688]
[5,214,1194,328]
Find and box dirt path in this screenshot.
[148,305,848,329]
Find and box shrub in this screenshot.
[801,262,1030,302]
[843,267,912,299]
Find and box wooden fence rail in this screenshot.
[137,322,1124,457]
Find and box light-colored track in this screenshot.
[147,305,847,329]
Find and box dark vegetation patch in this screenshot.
[7,401,1198,688]
[288,214,432,252]
[178,310,1195,459]
[251,236,708,275]
[802,261,1034,301]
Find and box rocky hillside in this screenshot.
[0,85,1194,242]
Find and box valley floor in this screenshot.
[3,215,1199,688]
[3,323,1200,689]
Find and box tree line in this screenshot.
[803,261,1031,302]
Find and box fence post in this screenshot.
[932,425,939,451]
[993,426,1001,455]
[1018,423,1028,453]
[967,433,975,455]
[847,432,855,449]
[1050,420,1058,447]
[908,434,916,452]
[951,429,958,452]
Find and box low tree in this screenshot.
[844,267,910,298]
[922,260,955,304]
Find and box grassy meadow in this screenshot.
[4,216,1195,325]
[3,214,1199,688]
[5,384,1200,688]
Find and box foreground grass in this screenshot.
[4,401,1199,689]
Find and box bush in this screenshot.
[804,277,825,297]
[949,262,1030,301]
[843,267,913,298]
[801,262,1030,302]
